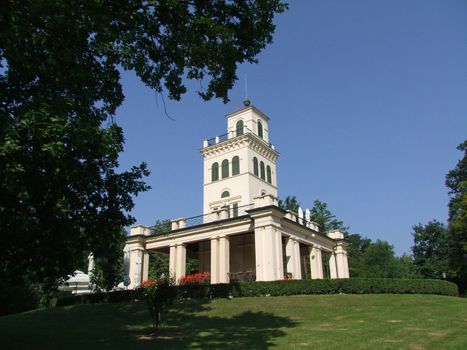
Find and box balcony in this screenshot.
[202,127,275,150]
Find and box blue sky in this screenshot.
[115,0,467,255]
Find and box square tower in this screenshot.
[200,103,279,216]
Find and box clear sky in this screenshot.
[115,0,467,255]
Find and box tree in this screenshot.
[360,240,402,278]
[279,196,300,212]
[345,233,371,277]
[411,220,448,279]
[397,253,420,279]
[445,140,467,292]
[0,0,287,292]
[310,200,348,233]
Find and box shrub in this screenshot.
[175,278,459,299]
[54,277,459,309]
[141,276,176,330]
[178,272,210,285]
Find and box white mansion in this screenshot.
[125,102,349,288]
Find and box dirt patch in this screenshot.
[428,331,449,337]
[384,339,402,343]
[312,323,333,331]
[387,319,403,323]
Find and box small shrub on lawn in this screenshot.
[141,276,176,330]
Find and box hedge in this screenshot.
[56,278,459,306]
[178,278,459,299]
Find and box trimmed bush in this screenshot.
[55,278,459,307]
[56,289,142,307]
[177,278,459,299]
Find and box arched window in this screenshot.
[221,191,230,198]
[221,159,229,178]
[253,157,259,176]
[266,165,272,184]
[232,156,240,175]
[211,162,219,182]
[257,120,264,139]
[236,120,244,136]
[260,161,265,180]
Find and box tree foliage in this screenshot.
[359,240,405,278]
[278,195,300,212]
[445,140,467,292]
[411,220,448,279]
[345,233,371,277]
[0,0,286,291]
[310,199,348,233]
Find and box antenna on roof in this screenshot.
[243,73,251,107]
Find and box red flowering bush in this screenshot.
[178,272,211,285]
[141,275,175,330]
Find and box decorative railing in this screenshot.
[151,203,254,236]
[203,127,275,149]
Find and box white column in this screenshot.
[273,230,284,280]
[218,236,230,283]
[293,239,302,280]
[335,244,350,278]
[175,244,186,283]
[329,253,338,279]
[254,228,265,281]
[142,252,149,282]
[211,238,219,284]
[344,252,350,278]
[169,245,177,278]
[286,238,301,279]
[285,237,294,277]
[336,252,347,278]
[128,249,143,288]
[310,246,323,279]
[254,226,283,281]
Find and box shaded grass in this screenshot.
[1,294,466,349]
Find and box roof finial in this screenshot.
[243,73,251,107]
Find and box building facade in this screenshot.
[125,103,349,288]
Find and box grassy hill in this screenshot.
[1,294,466,349]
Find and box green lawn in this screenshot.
[1,294,466,349]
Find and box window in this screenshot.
[266,165,272,184]
[222,159,229,178]
[221,191,230,198]
[253,157,259,176]
[257,120,263,139]
[236,120,244,136]
[232,156,240,175]
[232,203,239,217]
[211,162,219,182]
[260,161,265,180]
